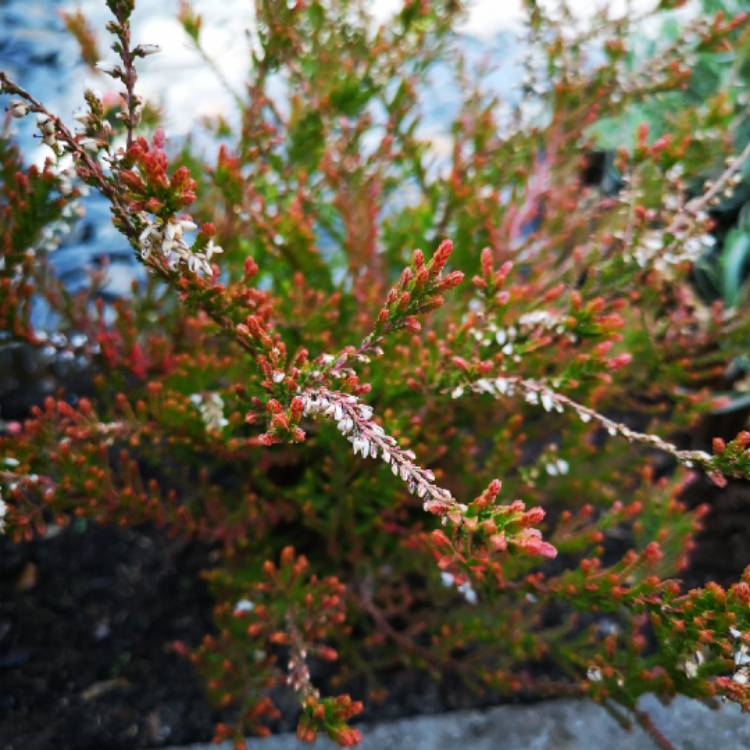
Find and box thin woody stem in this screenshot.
[285,611,319,701]
[465,375,718,475]
[0,73,119,206]
[646,140,750,268]
[671,140,750,229]
[632,707,677,750]
[119,23,138,151]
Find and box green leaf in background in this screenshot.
[720,227,750,308]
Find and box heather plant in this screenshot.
[4,1,750,748]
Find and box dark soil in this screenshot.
[0,524,220,750]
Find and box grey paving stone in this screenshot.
[165,694,750,750]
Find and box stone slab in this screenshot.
[165,694,750,750]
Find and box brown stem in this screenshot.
[633,707,676,750]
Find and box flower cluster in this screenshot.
[300,388,456,514]
[190,392,229,433]
[137,214,221,277]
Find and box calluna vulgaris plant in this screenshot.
[4,0,750,747]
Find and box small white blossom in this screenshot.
[234,598,255,614]
[682,650,705,679]
[137,215,220,278]
[733,669,749,685]
[518,310,559,329]
[735,644,750,668]
[440,572,455,587]
[8,100,29,118]
[458,580,478,605]
[587,666,603,682]
[191,392,229,433]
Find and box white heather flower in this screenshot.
[192,392,229,433]
[730,627,743,639]
[272,372,285,384]
[135,43,161,56]
[682,650,705,679]
[735,644,750,668]
[556,459,569,476]
[187,253,210,276]
[38,117,56,136]
[302,388,457,513]
[733,669,749,685]
[8,101,29,118]
[495,378,513,396]
[233,598,255,614]
[540,392,555,412]
[475,379,494,394]
[177,217,197,236]
[682,659,699,679]
[205,239,223,261]
[137,215,215,278]
[0,490,6,534]
[451,386,464,399]
[587,666,603,683]
[458,580,478,605]
[352,437,369,457]
[519,310,559,329]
